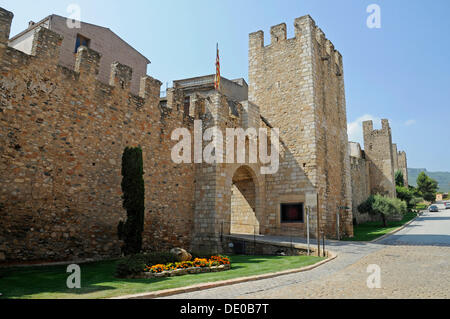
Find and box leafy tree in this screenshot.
[357,195,375,215]
[416,172,439,202]
[358,194,407,227]
[118,146,145,256]
[396,186,414,210]
[395,170,405,187]
[409,185,425,203]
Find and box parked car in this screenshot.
[429,205,439,212]
[445,202,450,209]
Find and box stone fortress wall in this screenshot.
[349,142,371,223]
[0,8,197,262]
[349,120,408,223]
[0,7,407,263]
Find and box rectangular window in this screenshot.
[74,34,91,53]
[184,96,190,115]
[281,203,304,223]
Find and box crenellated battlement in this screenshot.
[270,23,287,44]
[363,119,392,137]
[249,15,342,70]
[140,75,162,100]
[0,7,164,111]
[249,15,316,49]
[0,7,13,45]
[110,61,132,90]
[30,26,63,60]
[75,45,101,77]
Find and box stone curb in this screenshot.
[370,213,420,243]
[111,251,337,299]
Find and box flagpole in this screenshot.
[216,42,217,90]
[215,42,219,91]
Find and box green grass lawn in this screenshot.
[414,203,428,210]
[344,211,418,242]
[0,254,323,299]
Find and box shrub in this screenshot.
[357,195,376,215]
[118,146,145,256]
[115,254,147,278]
[409,196,423,208]
[392,197,407,215]
[115,252,177,277]
[395,170,405,187]
[358,194,407,227]
[396,186,412,205]
[397,185,426,212]
[417,172,439,202]
[144,252,177,266]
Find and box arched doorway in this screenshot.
[230,166,259,235]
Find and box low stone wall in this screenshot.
[129,264,231,279]
[222,236,312,256]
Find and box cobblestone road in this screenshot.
[240,245,450,299]
[163,206,450,299]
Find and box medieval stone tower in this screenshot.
[363,119,396,197]
[398,151,408,186]
[248,15,353,238]
[392,144,399,172]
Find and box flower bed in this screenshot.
[130,256,231,279]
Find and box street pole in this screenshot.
[316,193,321,257]
[306,207,310,256]
[336,208,340,241]
[254,225,256,253]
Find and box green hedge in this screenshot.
[115,252,177,278]
[358,194,407,226]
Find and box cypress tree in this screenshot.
[118,146,145,255]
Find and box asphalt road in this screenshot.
[379,202,450,246]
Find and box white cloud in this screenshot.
[404,119,416,126]
[347,114,380,145]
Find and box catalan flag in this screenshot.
[214,43,220,90]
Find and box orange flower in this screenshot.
[144,255,231,272]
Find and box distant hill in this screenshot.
[408,168,450,192]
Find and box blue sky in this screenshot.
[3,0,450,172]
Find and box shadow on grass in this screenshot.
[0,260,173,299]
[342,212,419,242]
[0,255,319,299]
